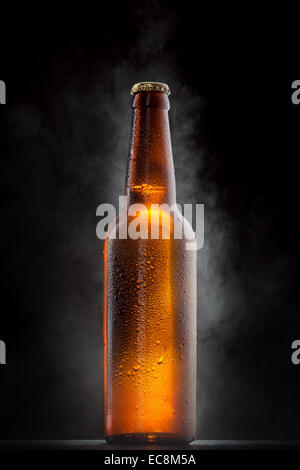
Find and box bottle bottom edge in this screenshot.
[105,432,195,446]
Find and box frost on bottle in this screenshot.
[104,82,197,444]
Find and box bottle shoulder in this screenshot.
[105,206,195,242]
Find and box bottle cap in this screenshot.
[131,82,170,96]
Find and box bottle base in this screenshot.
[105,433,194,446]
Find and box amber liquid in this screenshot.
[104,210,196,444]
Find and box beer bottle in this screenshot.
[104,82,197,444]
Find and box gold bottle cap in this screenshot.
[131,82,170,96]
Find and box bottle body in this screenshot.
[103,84,197,444]
[104,210,196,444]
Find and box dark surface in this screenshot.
[0,440,300,451]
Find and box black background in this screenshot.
[0,2,299,440]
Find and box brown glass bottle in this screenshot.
[104,82,197,444]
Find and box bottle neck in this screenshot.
[125,91,176,207]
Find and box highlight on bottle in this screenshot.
[96,196,204,251]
